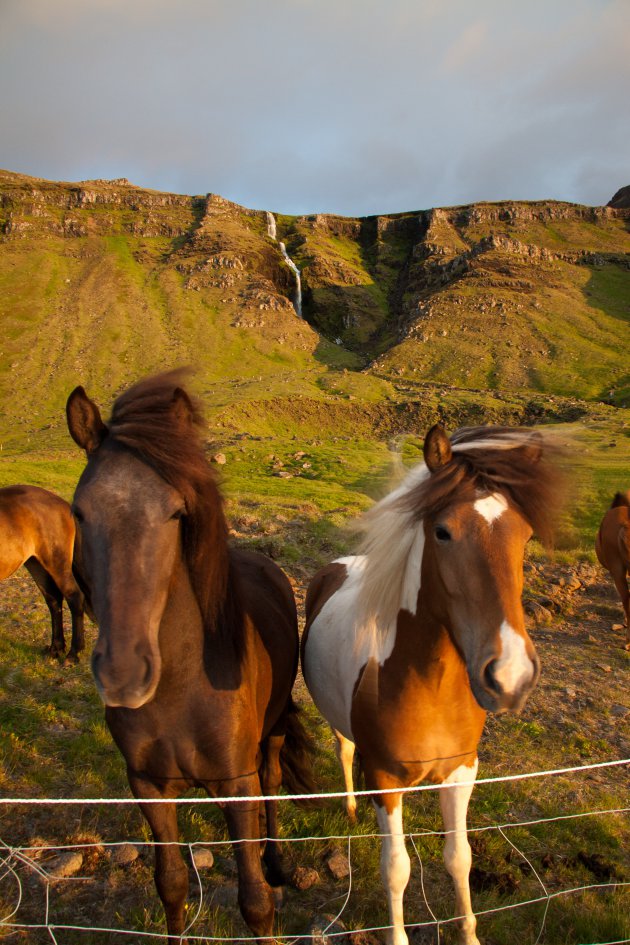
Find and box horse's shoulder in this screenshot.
[305,559,352,626]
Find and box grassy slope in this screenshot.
[0,172,628,943]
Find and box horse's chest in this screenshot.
[106,690,260,784]
[350,658,485,785]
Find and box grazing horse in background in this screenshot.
[596,490,630,649]
[303,424,561,945]
[0,485,85,661]
[66,370,313,942]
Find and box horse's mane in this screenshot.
[611,490,630,509]
[356,425,563,639]
[106,369,243,655]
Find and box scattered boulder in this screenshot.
[47,851,84,878]
[326,850,350,880]
[291,865,320,890]
[110,843,140,867]
[524,599,552,625]
[191,846,214,870]
[298,914,346,945]
[211,453,227,465]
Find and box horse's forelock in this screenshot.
[106,371,237,641]
[403,428,563,547]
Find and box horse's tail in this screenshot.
[618,521,630,570]
[280,697,321,807]
[611,490,630,509]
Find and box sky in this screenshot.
[1,0,629,216]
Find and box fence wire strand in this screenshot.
[0,759,628,943]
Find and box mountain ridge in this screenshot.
[1,168,628,452]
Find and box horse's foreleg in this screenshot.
[129,778,189,940]
[439,758,480,945]
[260,733,286,886]
[222,776,275,939]
[333,729,357,822]
[373,791,411,945]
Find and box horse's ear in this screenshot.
[66,386,107,454]
[522,431,543,465]
[170,387,194,429]
[423,424,452,472]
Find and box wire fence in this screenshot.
[0,757,628,944]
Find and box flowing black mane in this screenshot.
[106,369,242,649]
[403,425,563,546]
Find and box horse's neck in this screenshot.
[159,553,245,689]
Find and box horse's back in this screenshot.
[0,485,75,575]
[0,485,73,527]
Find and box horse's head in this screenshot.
[66,373,228,709]
[418,425,553,714]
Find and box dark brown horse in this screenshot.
[0,485,85,660]
[66,370,312,941]
[303,425,561,945]
[596,490,630,649]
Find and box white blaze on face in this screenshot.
[493,620,533,693]
[473,492,508,524]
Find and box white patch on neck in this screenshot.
[303,555,402,740]
[400,527,424,616]
[474,492,508,524]
[493,620,532,693]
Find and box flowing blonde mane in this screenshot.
[354,426,561,646]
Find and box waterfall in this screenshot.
[279,242,302,318]
[266,212,302,317]
[265,211,277,241]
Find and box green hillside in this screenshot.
[0,168,629,556]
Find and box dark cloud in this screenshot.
[1,0,628,213]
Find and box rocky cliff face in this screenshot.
[1,170,628,414]
[608,185,630,209]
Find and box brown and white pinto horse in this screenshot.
[0,485,85,660]
[66,371,312,942]
[596,490,630,649]
[303,424,561,945]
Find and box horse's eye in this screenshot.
[170,508,185,521]
[72,507,84,524]
[435,525,452,542]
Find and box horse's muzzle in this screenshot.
[472,649,540,714]
[91,642,160,709]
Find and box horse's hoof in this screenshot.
[44,646,64,661]
[64,651,80,665]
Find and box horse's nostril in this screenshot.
[142,657,153,689]
[483,659,504,696]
